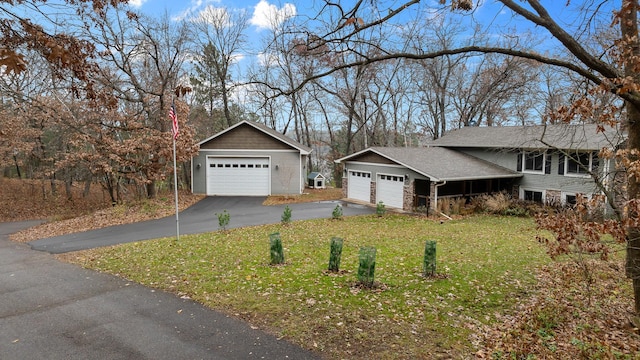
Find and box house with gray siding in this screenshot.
[336,124,625,211]
[191,120,312,196]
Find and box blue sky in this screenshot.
[126,1,608,40]
[128,0,295,31]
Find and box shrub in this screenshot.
[357,246,377,288]
[281,205,292,224]
[376,201,386,216]
[423,240,437,277]
[269,232,285,265]
[482,192,512,214]
[328,237,344,272]
[215,210,230,231]
[332,204,343,220]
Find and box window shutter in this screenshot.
[545,151,552,174]
[592,152,599,173]
[558,153,565,175]
[516,151,522,172]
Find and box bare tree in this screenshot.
[191,5,249,128]
[88,9,196,198]
[290,0,640,315]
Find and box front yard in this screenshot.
[57,213,595,359]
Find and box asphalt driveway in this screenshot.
[29,196,374,254]
[0,220,321,360]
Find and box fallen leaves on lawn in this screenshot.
[10,193,204,242]
[262,187,342,205]
[475,259,640,359]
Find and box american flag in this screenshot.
[169,103,179,140]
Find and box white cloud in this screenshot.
[127,0,148,8]
[250,0,296,30]
[173,0,220,22]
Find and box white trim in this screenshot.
[521,151,546,174]
[561,191,579,206]
[344,160,406,168]
[299,154,303,193]
[564,152,593,178]
[198,149,299,153]
[519,187,546,204]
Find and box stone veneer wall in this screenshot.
[370,181,376,204]
[546,189,561,207]
[403,181,415,211]
[342,177,348,198]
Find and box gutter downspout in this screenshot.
[433,180,447,216]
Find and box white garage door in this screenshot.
[347,170,371,203]
[206,157,270,196]
[377,174,404,209]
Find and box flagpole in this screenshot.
[170,98,180,241]
[173,133,180,241]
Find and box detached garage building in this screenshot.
[191,121,312,196]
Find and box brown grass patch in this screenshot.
[0,177,110,221]
[1,177,204,242]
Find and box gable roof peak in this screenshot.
[198,120,312,154]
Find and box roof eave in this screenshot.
[439,173,523,181]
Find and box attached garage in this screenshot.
[347,170,371,203]
[191,121,312,196]
[206,157,270,196]
[336,147,521,211]
[376,174,404,208]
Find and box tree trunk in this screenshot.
[625,103,640,314]
[621,0,640,315]
[13,154,21,178]
[181,162,190,190]
[146,179,157,199]
[83,176,92,197]
[65,178,72,201]
[50,176,57,196]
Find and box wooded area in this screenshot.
[2,0,640,315]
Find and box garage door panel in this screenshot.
[348,171,371,203]
[377,174,404,209]
[207,157,270,196]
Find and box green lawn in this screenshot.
[72,214,549,359]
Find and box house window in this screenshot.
[523,189,543,203]
[565,194,577,205]
[566,153,592,176]
[523,151,545,173]
[563,193,592,206]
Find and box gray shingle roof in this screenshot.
[430,123,624,151]
[338,147,521,181]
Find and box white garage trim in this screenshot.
[376,173,404,209]
[206,157,270,196]
[347,170,371,203]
